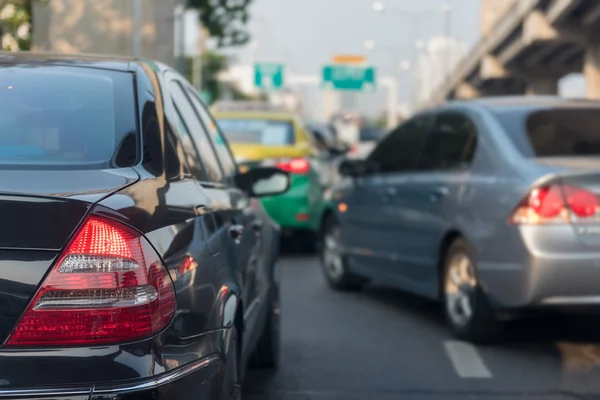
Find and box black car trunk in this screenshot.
[0,168,138,346]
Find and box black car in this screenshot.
[0,52,288,399]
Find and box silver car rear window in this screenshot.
[493,107,600,157]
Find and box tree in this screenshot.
[0,0,33,51]
[185,51,263,104]
[184,51,227,101]
[186,0,253,47]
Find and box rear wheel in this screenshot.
[319,216,368,291]
[442,238,503,344]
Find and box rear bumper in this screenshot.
[0,356,221,400]
[479,225,600,310]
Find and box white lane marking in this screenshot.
[444,340,493,378]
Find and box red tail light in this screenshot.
[510,183,598,224]
[5,216,176,347]
[275,157,310,175]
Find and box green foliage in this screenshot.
[201,51,228,95]
[184,51,228,102]
[186,0,253,47]
[0,0,33,51]
[185,51,265,104]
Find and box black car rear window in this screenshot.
[0,66,138,169]
[492,107,600,157]
[216,119,295,146]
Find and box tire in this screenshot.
[442,238,503,344]
[319,215,368,291]
[222,327,242,400]
[248,286,280,369]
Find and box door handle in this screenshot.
[430,186,449,202]
[229,224,245,243]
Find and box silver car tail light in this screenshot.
[510,184,598,225]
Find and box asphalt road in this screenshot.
[244,254,600,400]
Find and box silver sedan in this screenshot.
[319,96,600,343]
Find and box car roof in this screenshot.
[0,50,158,72]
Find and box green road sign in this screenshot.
[254,63,284,90]
[322,65,376,91]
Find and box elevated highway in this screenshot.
[426,0,600,106]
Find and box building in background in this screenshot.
[32,0,184,68]
[415,36,468,104]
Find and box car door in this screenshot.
[158,80,226,338]
[165,74,261,351]
[341,118,427,282]
[351,116,432,287]
[183,85,268,351]
[398,111,478,297]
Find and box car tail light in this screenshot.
[275,157,310,175]
[510,183,598,224]
[5,216,176,347]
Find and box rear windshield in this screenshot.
[216,119,295,146]
[0,66,137,169]
[492,107,600,157]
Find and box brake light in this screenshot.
[510,184,598,224]
[564,185,598,217]
[275,157,310,175]
[5,216,176,347]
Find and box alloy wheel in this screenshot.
[323,226,344,280]
[445,252,477,327]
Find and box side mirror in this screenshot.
[235,167,291,197]
[338,159,366,178]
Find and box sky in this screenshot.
[185,0,586,120]
[238,0,481,73]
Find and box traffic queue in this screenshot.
[217,98,600,344]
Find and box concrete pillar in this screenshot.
[455,82,480,100]
[523,10,558,44]
[480,55,507,80]
[480,0,515,37]
[526,75,559,95]
[585,36,600,99]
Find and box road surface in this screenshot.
[244,254,600,399]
